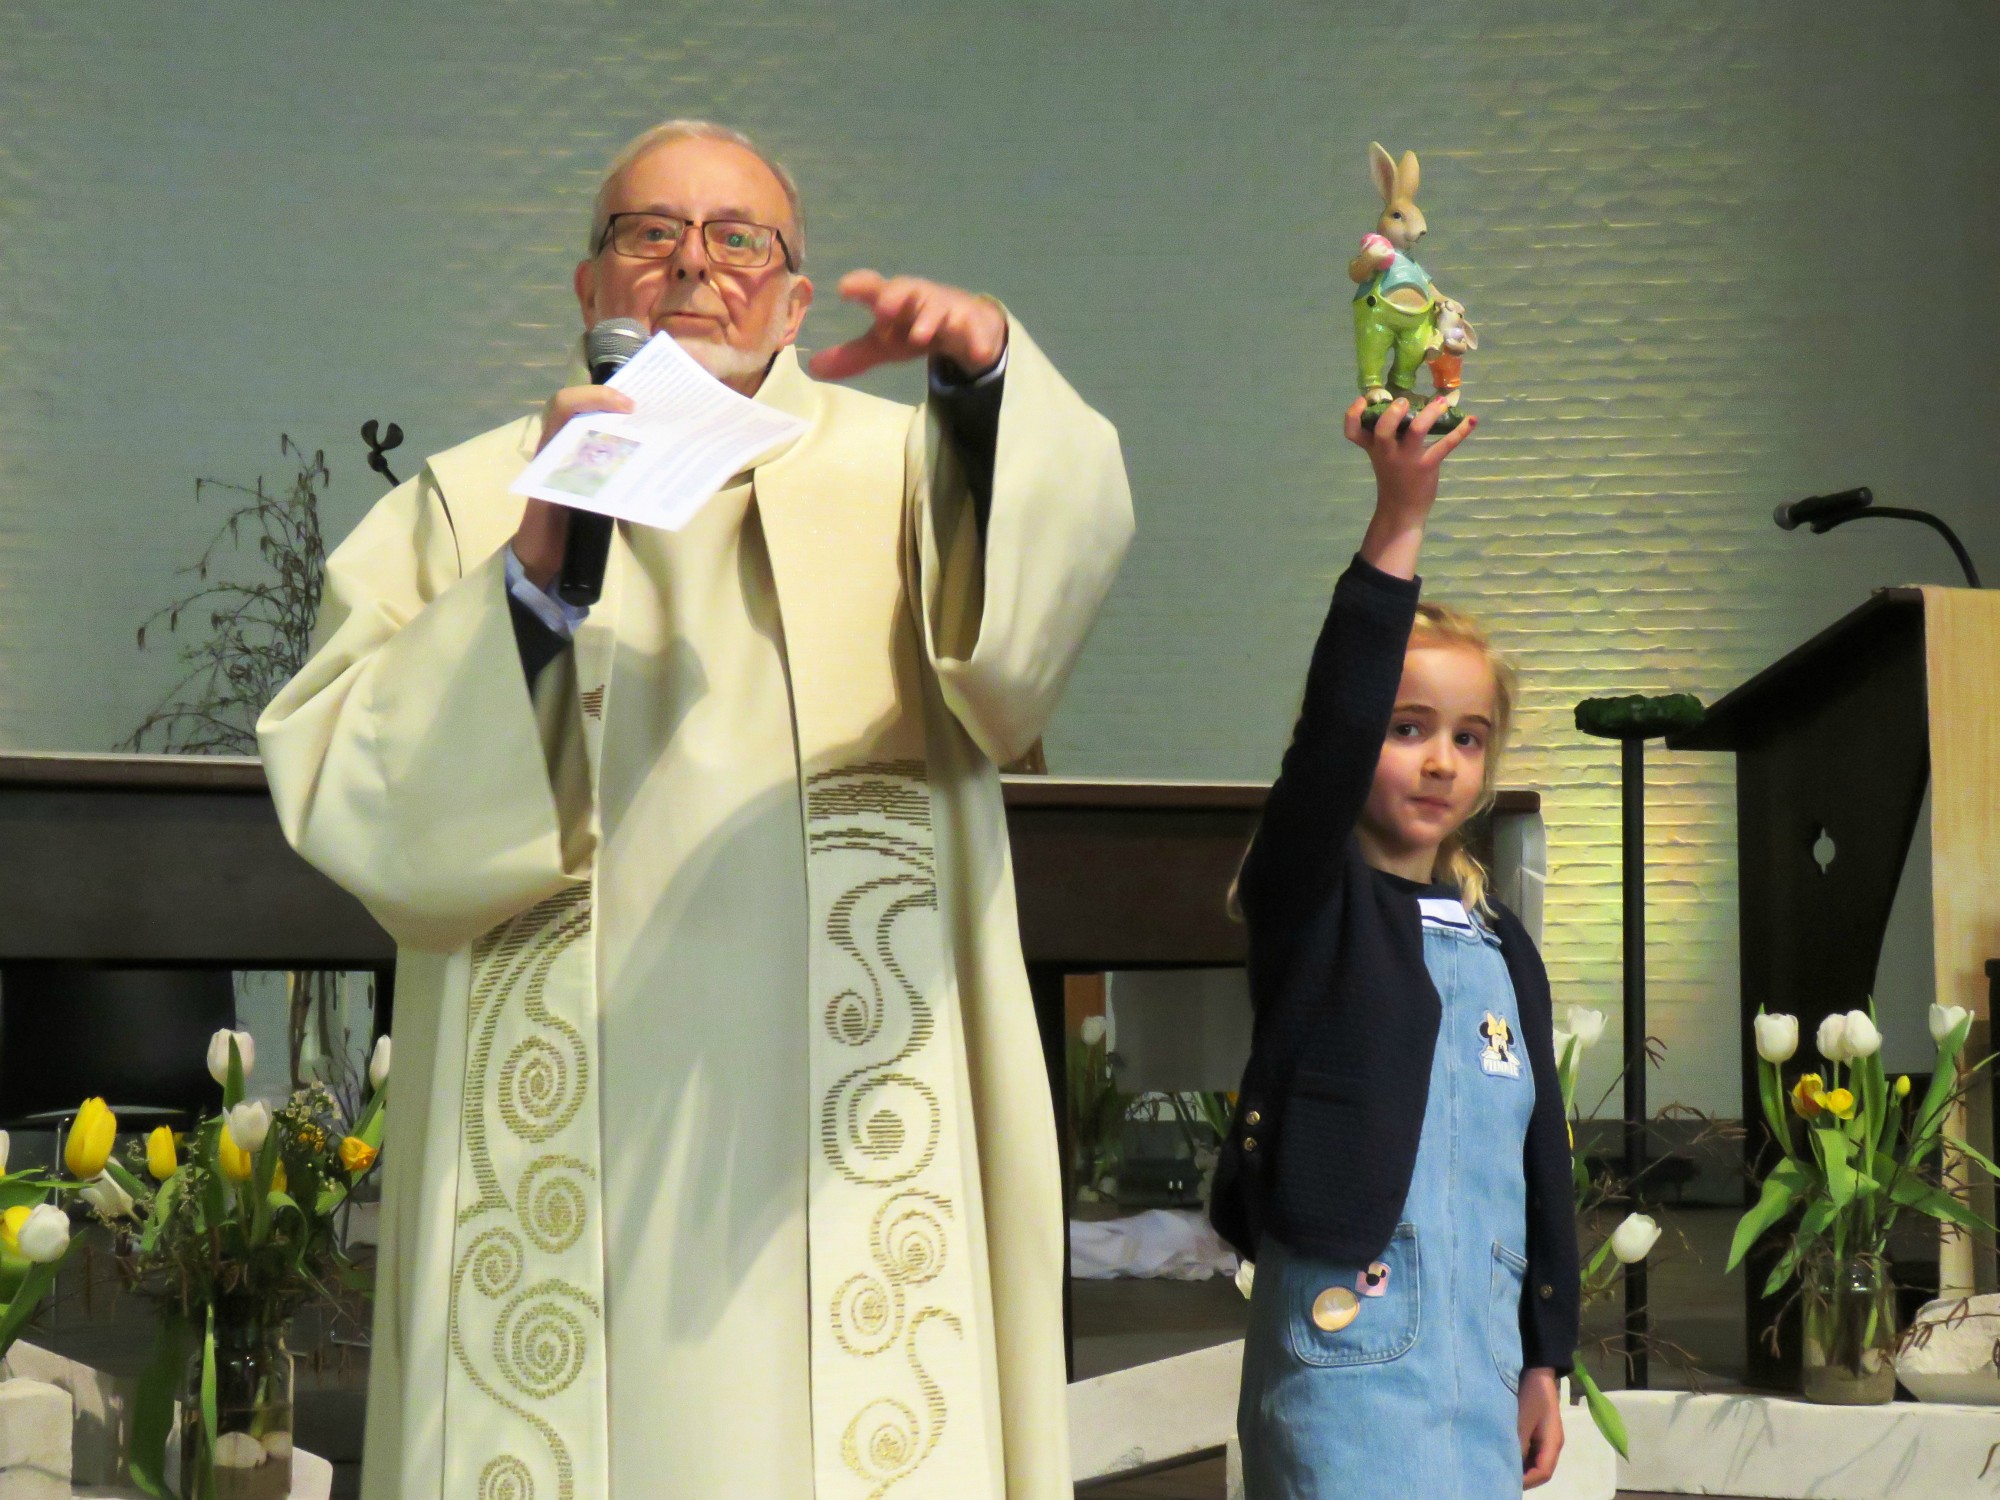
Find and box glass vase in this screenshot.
[179,1310,294,1500]
[1800,1250,1897,1405]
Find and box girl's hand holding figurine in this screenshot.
[1345,393,1476,580]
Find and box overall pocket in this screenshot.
[1489,1241,1528,1393]
[1283,1223,1422,1368]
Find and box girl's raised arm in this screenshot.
[1235,396,1475,940]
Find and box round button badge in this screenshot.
[1311,1285,1360,1332]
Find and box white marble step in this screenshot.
[1615,1388,2000,1499]
[1069,1339,1242,1482]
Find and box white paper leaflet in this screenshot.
[509,332,809,530]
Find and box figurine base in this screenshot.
[1359,402,1467,436]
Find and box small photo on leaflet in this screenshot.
[545,430,641,499]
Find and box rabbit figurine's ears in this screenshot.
[1369,142,1420,205]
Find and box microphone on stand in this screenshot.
[555,317,651,607]
[1772,483,1982,588]
[1772,486,1872,532]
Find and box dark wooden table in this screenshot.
[0,753,1537,1367]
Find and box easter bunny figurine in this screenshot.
[1350,141,1468,432]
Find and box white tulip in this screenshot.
[206,1029,256,1086]
[1551,1028,1576,1064]
[1565,1006,1607,1051]
[1841,1010,1882,1059]
[79,1172,136,1220]
[1079,1016,1106,1048]
[226,1101,272,1155]
[212,1431,266,1468]
[1754,1013,1800,1064]
[0,1129,10,1176]
[369,1035,393,1091]
[1234,1259,1256,1300]
[1610,1212,1662,1264]
[1931,1004,1972,1045]
[16,1204,71,1264]
[1816,1013,1850,1063]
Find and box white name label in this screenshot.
[1418,897,1475,931]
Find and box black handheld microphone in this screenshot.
[555,317,650,606]
[1773,486,1872,532]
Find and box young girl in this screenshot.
[1210,396,1577,1497]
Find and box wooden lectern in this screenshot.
[1670,585,2000,1387]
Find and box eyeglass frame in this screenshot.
[593,211,801,274]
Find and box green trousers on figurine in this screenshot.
[1354,294,1439,399]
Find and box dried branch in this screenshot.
[123,437,329,754]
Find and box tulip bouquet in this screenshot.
[1729,1002,1995,1402]
[58,1029,392,1498]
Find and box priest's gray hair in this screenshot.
[588,120,807,269]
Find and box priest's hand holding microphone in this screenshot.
[509,270,1008,599]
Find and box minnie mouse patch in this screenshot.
[1478,1011,1523,1079]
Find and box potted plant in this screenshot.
[1729,1002,1995,1403]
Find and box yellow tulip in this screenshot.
[217,1129,254,1183]
[1822,1087,1857,1121]
[338,1137,378,1176]
[1,1204,28,1254]
[1790,1074,1826,1119]
[1895,1075,1912,1099]
[271,1160,288,1196]
[146,1127,178,1182]
[64,1099,117,1179]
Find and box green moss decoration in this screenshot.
[1574,692,1706,741]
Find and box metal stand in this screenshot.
[1620,737,1649,1388]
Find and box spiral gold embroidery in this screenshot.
[808,763,966,1497]
[518,1156,594,1257]
[496,1280,597,1399]
[449,885,601,1500]
[479,1455,534,1500]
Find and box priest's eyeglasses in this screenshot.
[596,212,799,273]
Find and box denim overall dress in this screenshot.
[1238,888,1536,1500]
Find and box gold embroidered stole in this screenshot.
[442,604,620,1500]
[755,364,1000,1498]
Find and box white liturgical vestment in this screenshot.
[259,321,1132,1500]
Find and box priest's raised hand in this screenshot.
[807,269,1009,381]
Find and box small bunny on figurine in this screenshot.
[1428,297,1477,411]
[1350,141,1468,431]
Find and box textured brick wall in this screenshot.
[2,2,1995,1113]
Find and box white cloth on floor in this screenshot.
[1069,1209,1242,1281]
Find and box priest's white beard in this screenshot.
[674,326,789,386]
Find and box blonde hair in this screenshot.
[588,119,807,268]
[1408,601,1517,915]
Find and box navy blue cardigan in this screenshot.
[1208,556,1581,1374]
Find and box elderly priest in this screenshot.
[259,120,1133,1500]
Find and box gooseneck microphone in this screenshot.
[1772,486,1872,531]
[1772,483,1982,588]
[555,317,650,607]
